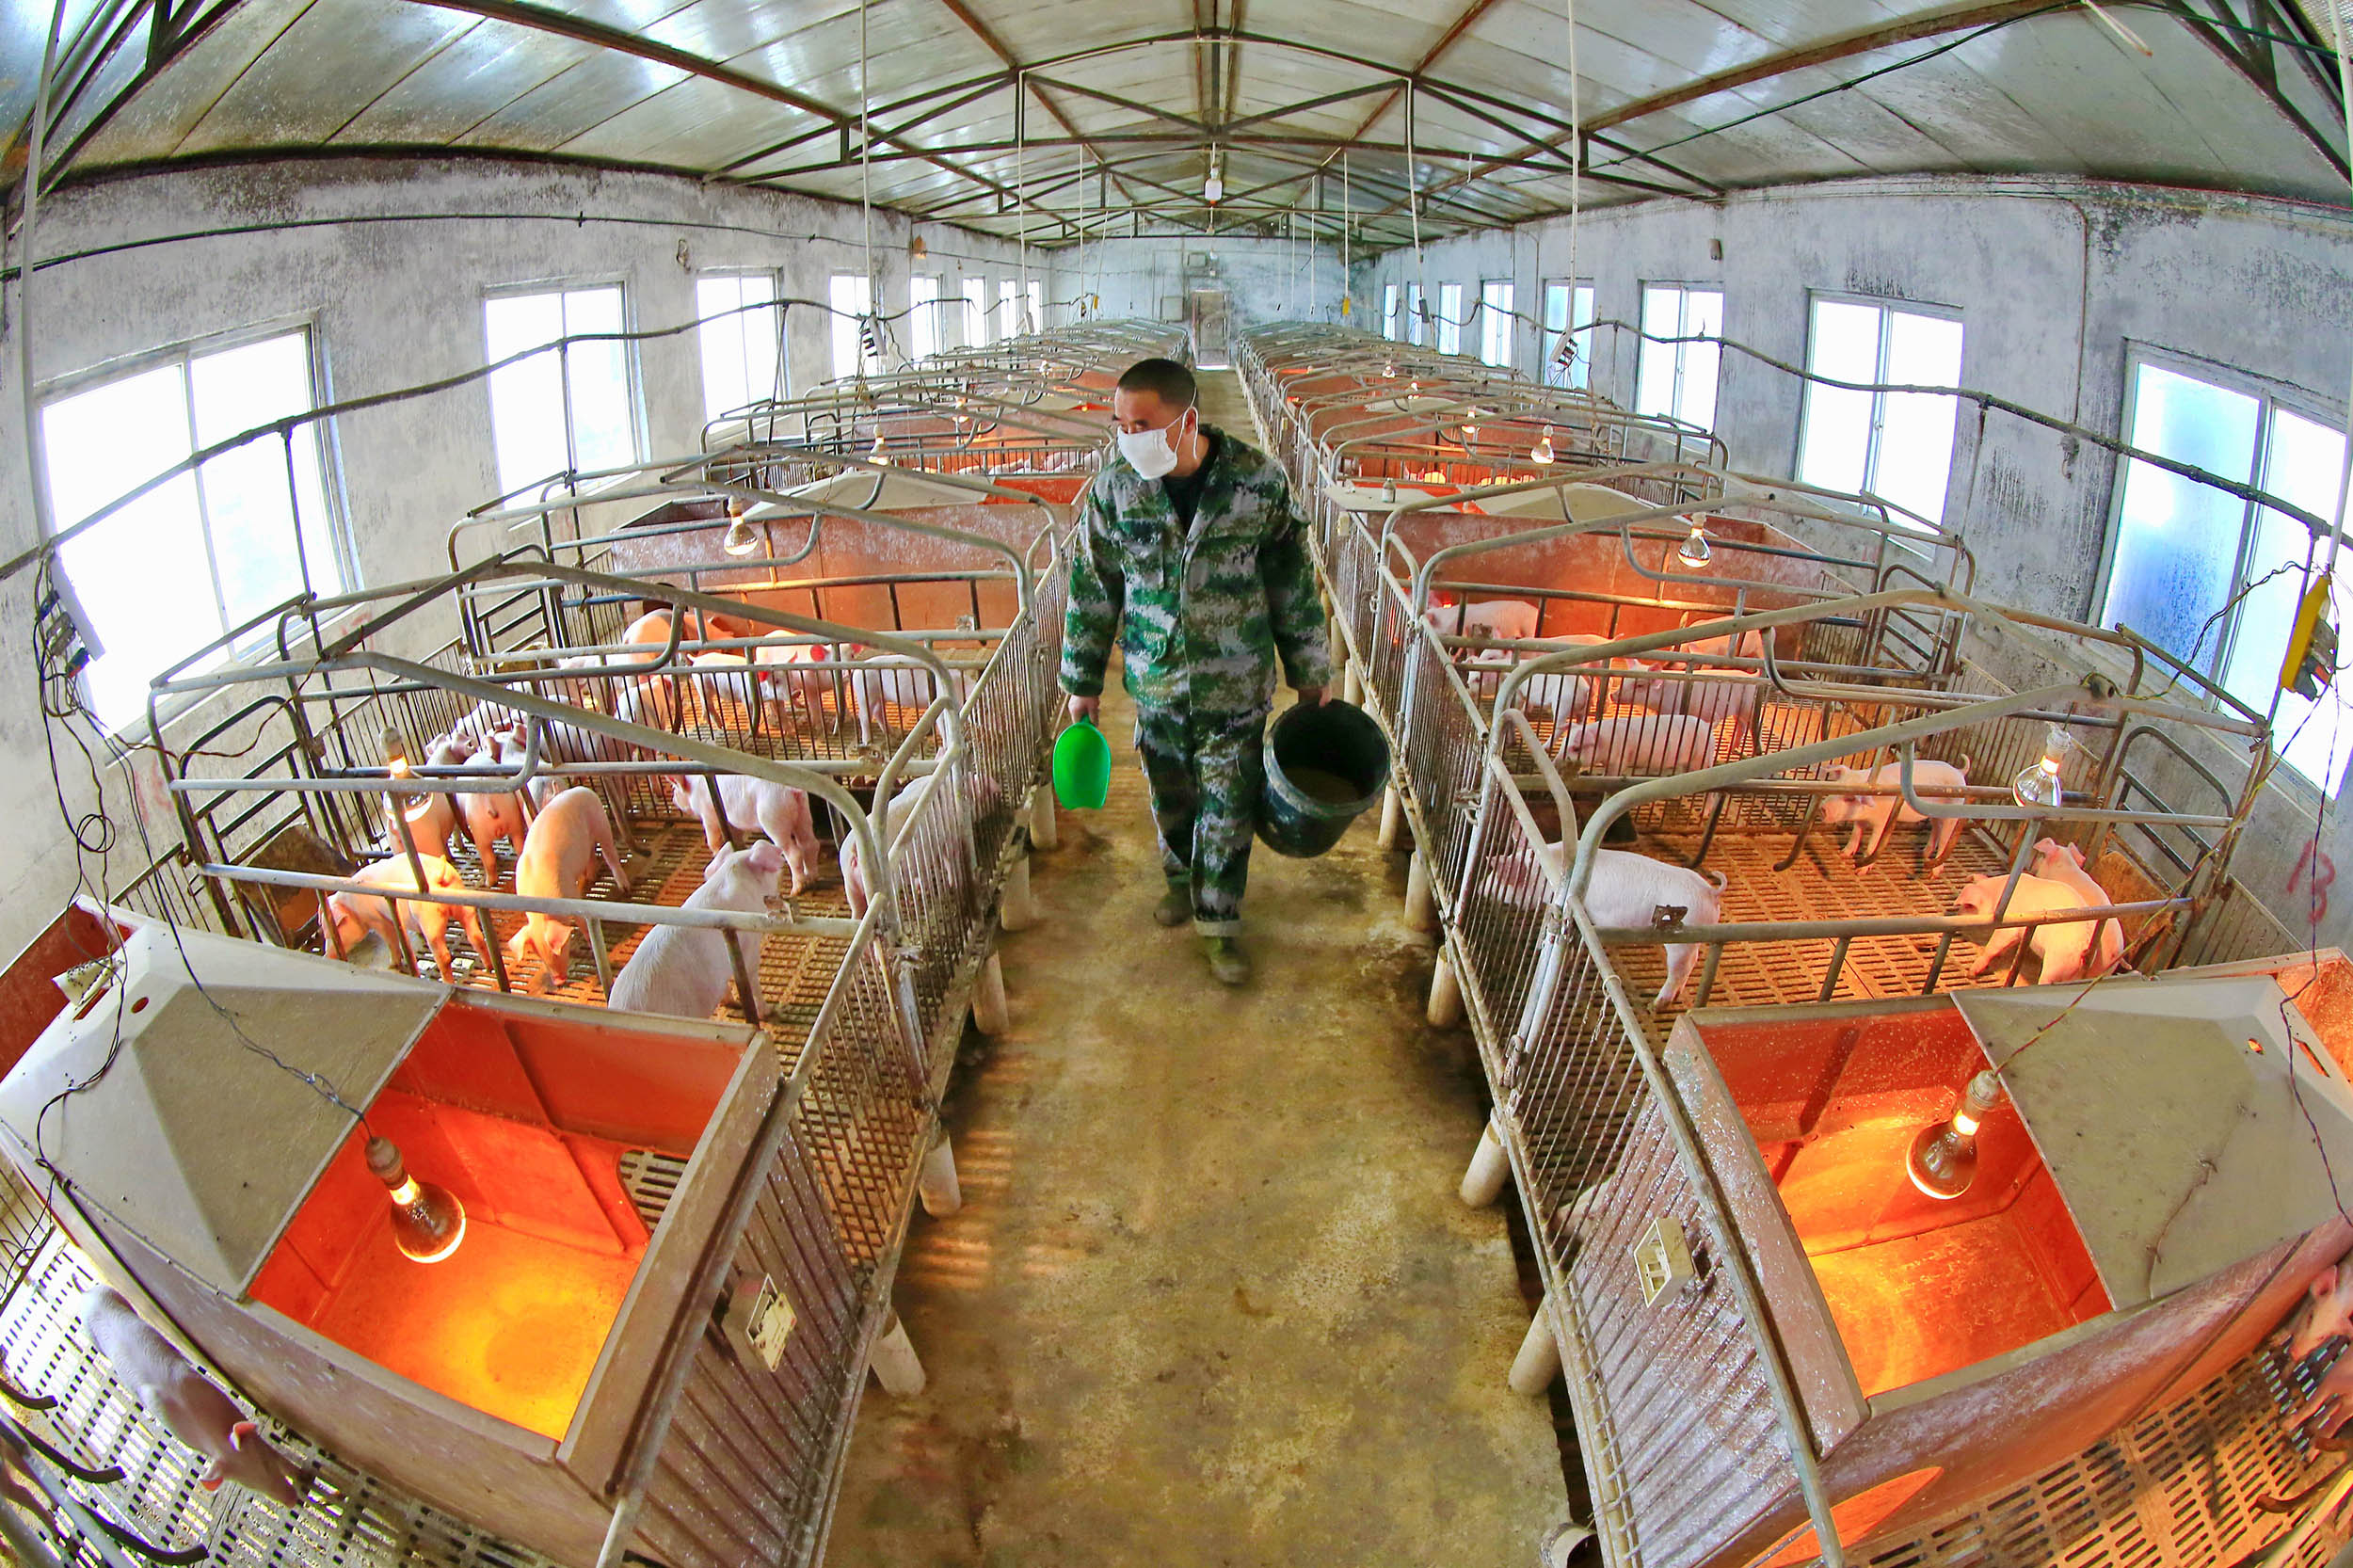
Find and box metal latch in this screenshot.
[1633,1216,1695,1305]
[719,1270,795,1370]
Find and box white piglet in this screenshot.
[849,654,971,747]
[1618,661,1763,753]
[1555,712,1716,776]
[667,774,820,894]
[457,741,532,882]
[2028,839,2125,978]
[607,842,785,1017]
[840,772,937,920]
[326,855,487,976]
[1951,872,2107,984]
[505,787,632,991]
[80,1288,304,1506]
[1488,842,1727,1010]
[1425,595,1541,642]
[1815,756,1974,863]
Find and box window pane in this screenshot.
[1028,280,1045,335]
[485,292,569,493]
[190,332,338,624]
[1406,283,1424,346]
[1799,298,1881,496]
[560,286,634,473]
[1437,282,1463,354]
[829,273,870,380]
[41,362,219,728]
[1676,288,1722,430]
[1480,280,1513,367]
[999,280,1019,341]
[1636,285,1681,419]
[2100,363,2261,666]
[910,275,939,359]
[963,279,988,345]
[1877,310,1964,525]
[697,275,776,422]
[1383,283,1400,341]
[2229,408,2353,791]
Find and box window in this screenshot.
[963,278,989,345]
[1383,283,1401,342]
[1635,283,1723,429]
[908,275,941,360]
[1542,279,1595,391]
[1436,282,1465,355]
[485,284,637,496]
[1406,282,1425,347]
[40,327,343,730]
[2100,355,2353,792]
[695,272,779,423]
[1796,296,1965,526]
[999,280,1020,341]
[1479,280,1514,368]
[1028,280,1046,335]
[828,272,879,380]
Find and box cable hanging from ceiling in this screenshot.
[1556,0,1584,384]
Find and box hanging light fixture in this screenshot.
[1203,147,1225,204]
[367,1136,466,1262]
[721,496,760,557]
[1676,518,1714,568]
[1381,360,1400,379]
[1906,1070,2005,1201]
[1530,424,1556,464]
[870,430,891,465]
[2011,724,2072,808]
[383,728,435,826]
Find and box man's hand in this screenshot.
[1294,685,1325,709]
[1066,694,1101,727]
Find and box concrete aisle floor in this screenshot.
[828,376,1566,1567]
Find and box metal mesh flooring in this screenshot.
[1602,825,2041,1032]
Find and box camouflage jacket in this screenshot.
[1061,425,1332,713]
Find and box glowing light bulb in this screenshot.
[1462,424,1480,444]
[367,1136,465,1263]
[1906,1071,2004,1201]
[1677,519,1714,568]
[1382,360,1400,379]
[1530,425,1556,464]
[722,516,760,557]
[1424,469,1446,484]
[2011,724,2070,808]
[871,432,890,464]
[1382,477,1399,504]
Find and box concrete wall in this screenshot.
[1352,174,2353,952]
[0,155,1048,960]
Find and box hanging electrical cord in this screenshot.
[1016,72,1031,334]
[1559,0,1585,382]
[1406,79,1426,343]
[1340,151,1351,322]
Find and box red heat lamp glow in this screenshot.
[367,1136,466,1264]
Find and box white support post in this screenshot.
[1377,784,1405,850]
[1403,848,1436,932]
[971,950,1009,1035]
[1427,953,1465,1028]
[1459,1115,1510,1208]
[919,1128,963,1217]
[1029,783,1059,851]
[1341,662,1365,707]
[1000,853,1040,932]
[870,1310,927,1396]
[1509,1299,1562,1396]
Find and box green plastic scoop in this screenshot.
[1052,719,1112,808]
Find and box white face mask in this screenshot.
[1117,408,1192,479]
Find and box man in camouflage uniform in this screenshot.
[1062,358,1331,985]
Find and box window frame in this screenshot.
[481,277,646,490]
[1478,279,1514,369]
[1405,281,1426,347]
[1793,289,1966,527]
[827,270,880,380]
[1634,280,1725,430]
[693,267,783,424]
[908,274,943,360]
[1436,281,1465,355]
[35,315,353,732]
[1383,282,1400,342]
[2096,344,2347,684]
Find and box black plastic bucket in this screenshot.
[1256,699,1391,858]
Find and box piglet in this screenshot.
[1618,660,1763,754]
[2029,839,2124,979]
[1487,841,1726,1009]
[684,653,760,724]
[1816,756,1973,863]
[667,774,820,894]
[385,739,462,864]
[1425,595,1542,643]
[849,654,971,747]
[80,1288,304,1507]
[1950,872,2106,984]
[2290,1351,2353,1441]
[2292,1259,2353,1364]
[607,842,785,1018]
[1555,712,1715,776]
[840,773,936,920]
[327,854,487,976]
[457,740,532,884]
[505,787,631,992]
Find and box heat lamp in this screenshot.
[721,515,760,557]
[1676,519,1714,569]
[366,1135,465,1263]
[1906,1069,2004,1200]
[2011,724,2071,809]
[1530,425,1556,464]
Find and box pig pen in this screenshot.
[1443,590,2305,1568]
[57,545,1064,1568]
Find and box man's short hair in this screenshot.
[1116,358,1196,409]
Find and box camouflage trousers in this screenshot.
[1134,704,1267,936]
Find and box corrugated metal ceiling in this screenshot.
[4,0,2346,245]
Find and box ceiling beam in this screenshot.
[926,0,1157,220]
[2162,0,2348,181]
